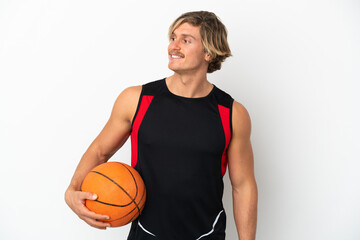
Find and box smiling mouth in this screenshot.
[170,55,183,59]
[169,51,184,59]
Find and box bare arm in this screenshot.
[64,85,142,229]
[227,100,258,240]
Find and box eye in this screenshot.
[183,39,190,44]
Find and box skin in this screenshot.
[65,22,258,239]
[166,23,213,97]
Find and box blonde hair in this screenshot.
[168,11,232,73]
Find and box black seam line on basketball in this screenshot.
[120,183,146,222]
[90,171,139,212]
[94,199,131,207]
[116,163,141,215]
[95,168,146,224]
[125,211,140,225]
[126,205,144,226]
[124,187,146,225]
[90,171,133,207]
[104,204,138,222]
[105,195,145,223]
[127,184,145,217]
[117,162,139,199]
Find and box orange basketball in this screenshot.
[81,161,146,227]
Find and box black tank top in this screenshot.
[127,78,234,240]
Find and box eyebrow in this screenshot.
[172,32,196,40]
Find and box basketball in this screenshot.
[81,161,146,227]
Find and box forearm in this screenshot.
[232,181,258,240]
[67,144,110,191]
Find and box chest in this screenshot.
[138,96,226,158]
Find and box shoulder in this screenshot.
[110,78,164,122]
[232,100,251,139]
[115,85,142,106]
[111,85,142,122]
[121,85,142,98]
[114,78,164,111]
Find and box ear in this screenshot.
[204,52,212,62]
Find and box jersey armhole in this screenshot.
[229,98,234,140]
[130,85,144,133]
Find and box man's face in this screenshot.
[168,22,211,74]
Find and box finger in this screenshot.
[78,191,98,201]
[83,217,111,230]
[79,204,110,220]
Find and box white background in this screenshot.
[0,0,359,239]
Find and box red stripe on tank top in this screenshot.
[218,104,231,176]
[131,95,153,167]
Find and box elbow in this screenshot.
[232,178,258,197]
[87,144,111,164]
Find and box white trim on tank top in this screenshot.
[138,209,223,239]
[196,210,224,240]
[138,221,156,237]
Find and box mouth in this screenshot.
[170,55,183,59]
[169,51,184,60]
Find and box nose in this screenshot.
[169,38,181,51]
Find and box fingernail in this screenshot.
[92,194,97,200]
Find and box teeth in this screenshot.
[171,55,181,59]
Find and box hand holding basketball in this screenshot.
[65,188,111,230]
[80,162,146,227]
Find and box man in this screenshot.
[65,11,258,240]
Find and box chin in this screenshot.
[168,67,187,75]
[168,61,204,74]
[168,64,182,72]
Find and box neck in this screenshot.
[166,72,213,98]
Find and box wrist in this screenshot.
[65,185,77,199]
